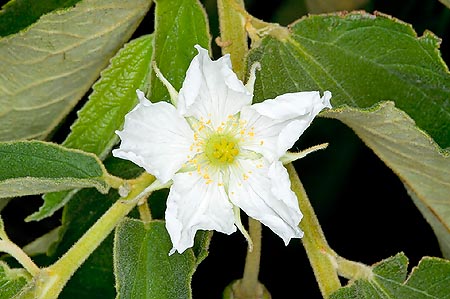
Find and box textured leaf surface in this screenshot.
[324,103,450,257]
[0,0,81,37]
[63,34,154,158]
[330,253,450,298]
[0,141,109,198]
[0,0,151,141]
[247,11,450,256]
[0,261,29,299]
[27,34,154,222]
[150,0,210,102]
[248,11,450,148]
[114,219,196,299]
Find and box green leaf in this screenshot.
[0,0,82,37]
[150,0,211,102]
[114,219,197,299]
[63,34,154,158]
[248,11,450,148]
[27,34,154,222]
[323,102,450,258]
[0,0,151,141]
[0,141,110,198]
[0,261,30,299]
[247,12,450,256]
[330,253,450,298]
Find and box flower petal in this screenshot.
[166,170,236,254]
[228,158,303,245]
[177,45,252,129]
[113,91,194,183]
[240,91,331,161]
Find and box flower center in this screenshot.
[205,134,239,166]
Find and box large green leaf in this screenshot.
[0,0,82,37]
[27,34,154,222]
[248,11,450,148]
[114,218,197,299]
[0,0,151,141]
[324,103,450,257]
[0,141,110,198]
[330,253,450,298]
[0,261,30,299]
[247,11,450,256]
[150,0,211,102]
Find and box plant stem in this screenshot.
[239,218,262,297]
[286,163,341,298]
[138,200,153,224]
[217,0,248,80]
[28,173,156,299]
[0,240,39,276]
[335,256,372,281]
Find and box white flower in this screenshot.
[113,45,331,254]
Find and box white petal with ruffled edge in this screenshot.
[166,170,237,254]
[228,158,303,245]
[177,45,253,129]
[112,91,194,184]
[240,91,331,162]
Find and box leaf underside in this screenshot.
[0,0,151,141]
[330,253,450,298]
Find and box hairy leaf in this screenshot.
[247,11,450,256]
[0,141,109,198]
[114,219,196,299]
[330,253,450,298]
[0,0,151,141]
[248,11,450,148]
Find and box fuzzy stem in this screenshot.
[25,173,156,299]
[239,218,262,297]
[335,256,373,281]
[0,240,39,276]
[138,200,153,225]
[286,163,341,298]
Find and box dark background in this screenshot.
[2,0,448,298]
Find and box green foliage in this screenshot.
[150,0,211,101]
[114,219,197,299]
[331,253,450,298]
[0,141,109,198]
[0,261,29,299]
[248,11,450,148]
[0,0,82,37]
[247,11,450,258]
[28,34,154,222]
[0,0,151,141]
[63,34,154,158]
[0,0,448,298]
